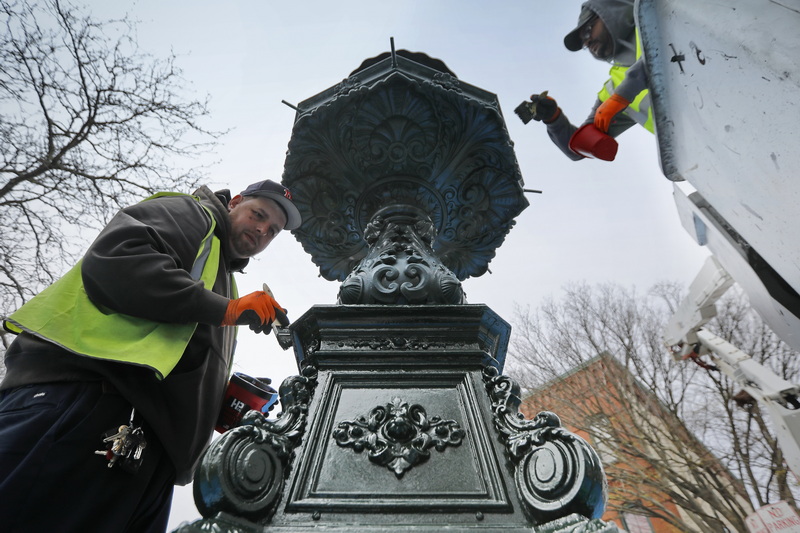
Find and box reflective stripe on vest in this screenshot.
[597,30,654,133]
[3,193,222,380]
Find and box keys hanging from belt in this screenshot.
[95,407,147,474]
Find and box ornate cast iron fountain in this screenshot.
[177,47,620,533]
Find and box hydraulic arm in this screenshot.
[664,256,800,478]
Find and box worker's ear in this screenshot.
[229,194,244,210]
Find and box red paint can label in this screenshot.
[215,372,278,433]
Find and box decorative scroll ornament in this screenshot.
[338,206,466,304]
[190,371,317,524]
[482,367,608,522]
[333,397,466,478]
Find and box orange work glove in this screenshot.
[594,93,630,133]
[221,291,289,334]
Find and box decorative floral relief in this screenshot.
[343,337,433,351]
[282,65,528,283]
[431,72,461,92]
[333,76,362,97]
[333,397,466,478]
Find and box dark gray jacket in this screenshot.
[547,0,644,160]
[1,186,247,484]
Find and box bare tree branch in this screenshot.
[509,281,799,532]
[0,0,225,354]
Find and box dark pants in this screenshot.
[0,381,175,533]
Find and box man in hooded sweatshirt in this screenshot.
[0,179,301,532]
[518,0,652,160]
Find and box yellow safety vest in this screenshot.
[598,30,654,133]
[4,192,223,380]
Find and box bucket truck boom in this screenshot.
[664,256,800,478]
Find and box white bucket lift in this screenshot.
[640,0,800,476]
[637,0,800,352]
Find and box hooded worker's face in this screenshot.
[583,16,614,61]
[227,195,287,259]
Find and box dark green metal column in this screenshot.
[176,48,621,533]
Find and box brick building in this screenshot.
[521,352,752,532]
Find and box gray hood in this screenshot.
[564,0,637,66]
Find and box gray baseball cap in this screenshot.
[239,179,302,230]
[564,6,596,51]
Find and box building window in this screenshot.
[587,414,616,464]
[621,512,654,533]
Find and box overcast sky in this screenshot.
[78,0,711,528]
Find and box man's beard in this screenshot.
[589,40,613,61]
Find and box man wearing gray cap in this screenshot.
[0,179,301,532]
[516,0,652,160]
